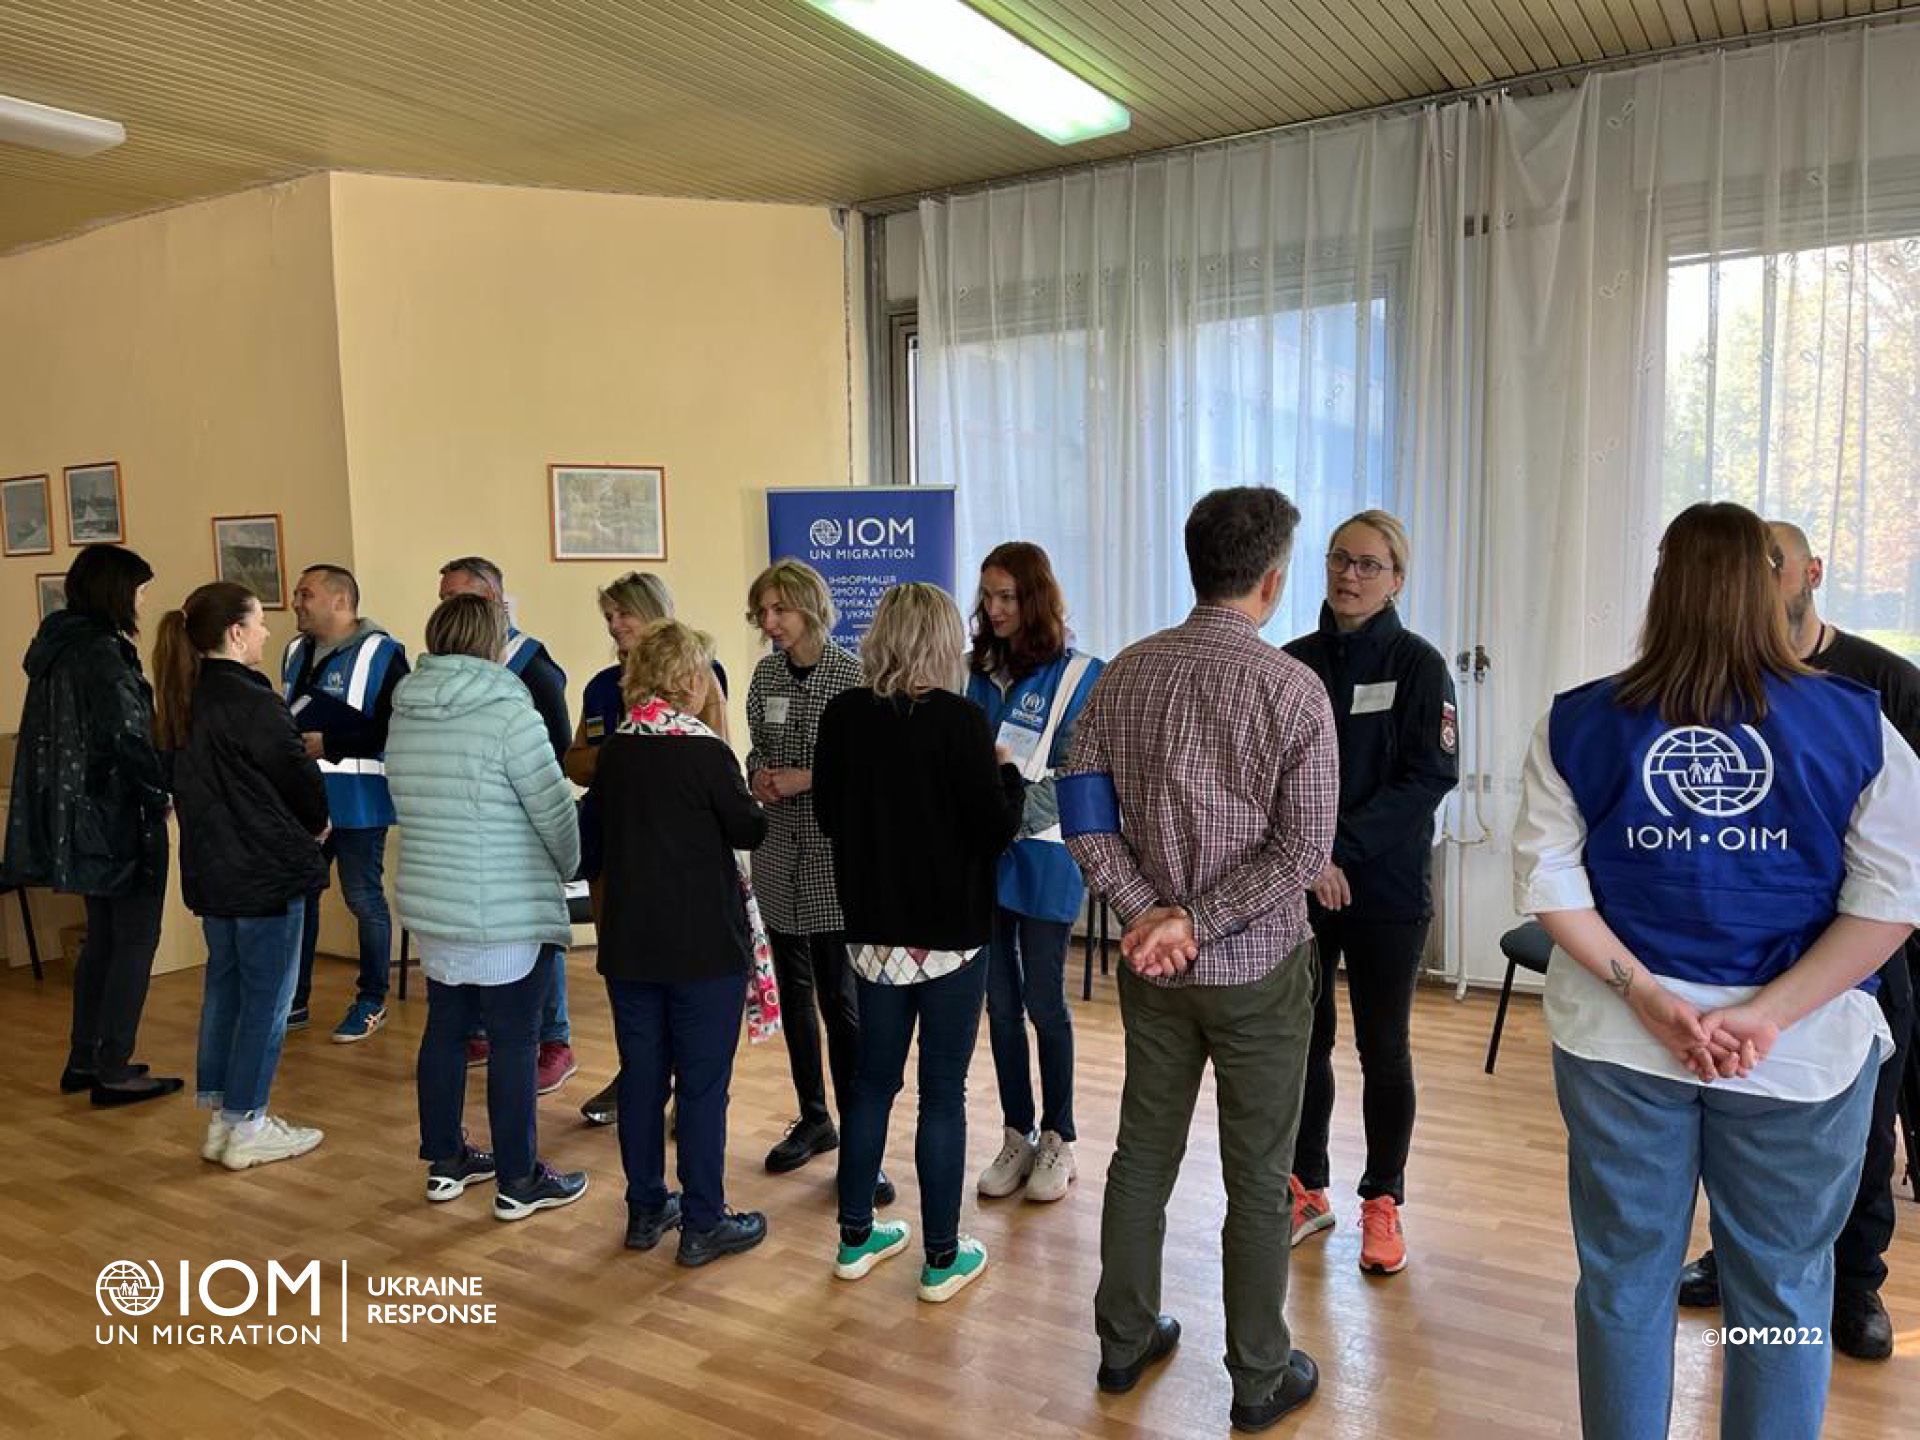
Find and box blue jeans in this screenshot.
[607,972,747,1233]
[1553,1047,1878,1440]
[837,957,988,1261]
[195,897,306,1119]
[986,909,1076,1140]
[417,963,545,1184]
[293,827,392,1009]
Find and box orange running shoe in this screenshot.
[1358,1195,1407,1274]
[1289,1175,1334,1248]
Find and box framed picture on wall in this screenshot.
[212,513,288,609]
[35,572,67,621]
[64,461,125,545]
[2,474,54,556]
[549,464,667,561]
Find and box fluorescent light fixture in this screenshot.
[0,93,126,156]
[807,0,1129,146]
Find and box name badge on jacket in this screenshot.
[765,696,791,726]
[995,719,1045,772]
[1351,681,1397,715]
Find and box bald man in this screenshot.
[1676,520,1920,1361]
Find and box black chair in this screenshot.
[1080,891,1110,1001]
[1,884,44,981]
[1484,920,1553,1074]
[397,885,594,999]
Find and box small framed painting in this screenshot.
[212,513,288,609]
[549,464,667,562]
[2,473,54,556]
[35,572,67,621]
[64,461,125,545]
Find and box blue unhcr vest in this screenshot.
[1547,671,1882,990]
[282,630,403,830]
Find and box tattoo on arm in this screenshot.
[1607,959,1634,998]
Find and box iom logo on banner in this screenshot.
[1641,725,1774,818]
[97,1261,165,1317]
[808,519,842,548]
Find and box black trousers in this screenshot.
[1834,941,1916,1295]
[1292,910,1429,1205]
[768,930,859,1128]
[72,879,168,1081]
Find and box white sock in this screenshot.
[228,1115,267,1141]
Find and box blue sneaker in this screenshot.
[331,1000,388,1044]
[917,1236,988,1303]
[835,1219,911,1280]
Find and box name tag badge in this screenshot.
[1351,681,1398,715]
[584,716,605,741]
[765,695,792,726]
[996,719,1044,771]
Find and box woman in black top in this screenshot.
[813,582,1024,1305]
[155,582,330,1170]
[1282,511,1459,1276]
[2,545,178,1106]
[594,619,770,1267]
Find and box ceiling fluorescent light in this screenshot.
[0,94,126,156]
[807,0,1129,145]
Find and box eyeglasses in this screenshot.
[1326,549,1392,580]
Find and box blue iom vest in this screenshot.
[1547,672,1882,989]
[501,627,542,678]
[967,649,1105,924]
[282,630,403,830]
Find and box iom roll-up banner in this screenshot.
[766,486,957,645]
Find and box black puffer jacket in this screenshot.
[171,659,329,917]
[2,610,170,897]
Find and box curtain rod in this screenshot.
[857,8,1917,215]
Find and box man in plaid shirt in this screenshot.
[1062,486,1337,1432]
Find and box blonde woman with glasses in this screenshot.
[811,582,1025,1303]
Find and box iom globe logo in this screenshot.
[1641,725,1774,818]
[808,519,842,548]
[97,1261,165,1317]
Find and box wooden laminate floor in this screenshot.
[1,949,1913,1439]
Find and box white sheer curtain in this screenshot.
[916,20,1920,982]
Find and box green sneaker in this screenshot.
[917,1236,988,1303]
[835,1219,912,1280]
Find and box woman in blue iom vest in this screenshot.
[1514,502,1920,1440]
[966,543,1103,1204]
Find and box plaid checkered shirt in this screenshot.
[1063,605,1338,987]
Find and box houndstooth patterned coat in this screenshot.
[744,641,864,935]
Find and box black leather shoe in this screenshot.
[874,1168,896,1208]
[1833,1288,1894,1361]
[1229,1350,1319,1432]
[765,1118,837,1173]
[1678,1249,1720,1308]
[89,1074,182,1108]
[626,1193,683,1251]
[62,1062,148,1094]
[676,1209,768,1267]
[1096,1315,1180,1394]
[580,1079,618,1126]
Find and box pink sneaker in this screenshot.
[465,1039,490,1069]
[536,1042,577,1095]
[1359,1195,1407,1275]
[1290,1175,1335,1247]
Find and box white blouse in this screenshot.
[1512,711,1920,1102]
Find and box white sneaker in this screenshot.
[977,1127,1036,1197]
[221,1115,324,1171]
[1025,1130,1077,1203]
[201,1115,233,1163]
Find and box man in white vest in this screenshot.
[284,564,409,1043]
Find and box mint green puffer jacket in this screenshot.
[386,654,581,948]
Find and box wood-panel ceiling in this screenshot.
[1,0,1914,253]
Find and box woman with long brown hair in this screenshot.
[964,542,1103,1204]
[155,582,330,1168]
[1514,501,1920,1439]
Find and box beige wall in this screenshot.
[327,173,855,734]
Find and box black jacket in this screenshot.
[1284,604,1459,921]
[593,730,768,984]
[171,659,330,918]
[2,610,170,897]
[514,642,573,763]
[813,689,1025,952]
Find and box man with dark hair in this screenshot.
[436,556,578,1095]
[1674,520,1920,1362]
[284,563,409,1043]
[1059,486,1339,1431]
